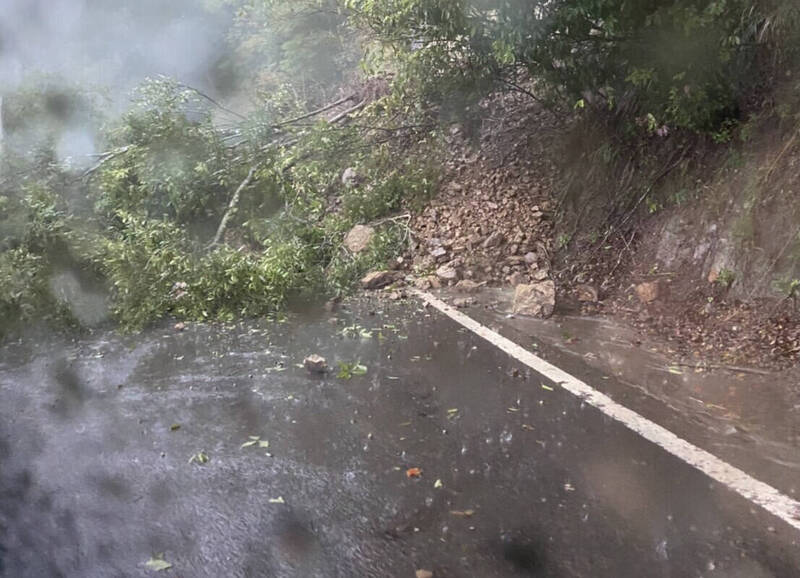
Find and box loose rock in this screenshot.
[361,270,397,290]
[635,281,659,304]
[415,571,434,578]
[575,284,599,303]
[414,275,441,290]
[436,264,459,283]
[343,225,375,254]
[304,354,328,374]
[454,279,483,293]
[483,231,505,249]
[508,272,527,287]
[341,167,360,188]
[512,281,556,318]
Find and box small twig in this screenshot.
[369,213,412,227]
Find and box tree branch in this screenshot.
[271,94,357,128]
[209,166,257,248]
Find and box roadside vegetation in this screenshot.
[2,0,800,336]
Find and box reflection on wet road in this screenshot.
[1,299,799,577]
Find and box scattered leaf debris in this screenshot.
[241,436,270,449]
[188,452,209,465]
[406,467,422,478]
[145,555,172,572]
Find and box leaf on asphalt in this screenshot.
[188,452,209,465]
[449,509,475,517]
[241,440,258,448]
[352,363,368,376]
[145,555,172,572]
[406,467,422,478]
[541,384,554,391]
[258,440,270,448]
[434,479,443,489]
[667,366,683,375]
[170,424,181,431]
[268,496,285,504]
[446,408,459,414]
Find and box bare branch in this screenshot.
[209,166,258,248]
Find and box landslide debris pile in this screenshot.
[408,96,558,291]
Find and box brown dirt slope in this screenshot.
[406,93,800,371]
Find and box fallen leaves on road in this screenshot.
[145,555,172,572]
[188,452,209,465]
[406,467,422,478]
[541,384,554,391]
[337,362,368,379]
[434,479,443,489]
[449,509,475,517]
[268,496,285,504]
[241,436,270,449]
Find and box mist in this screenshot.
[0,0,235,105]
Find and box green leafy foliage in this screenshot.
[348,0,800,132]
[336,361,368,379]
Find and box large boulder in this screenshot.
[343,225,375,254]
[512,281,555,318]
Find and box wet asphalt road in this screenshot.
[1,298,799,577]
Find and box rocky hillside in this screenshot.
[394,93,800,372]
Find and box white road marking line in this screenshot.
[414,290,800,532]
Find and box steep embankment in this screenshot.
[405,94,800,372]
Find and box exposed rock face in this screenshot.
[512,281,555,318]
[343,224,375,254]
[635,281,659,303]
[360,270,397,290]
[304,354,328,374]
